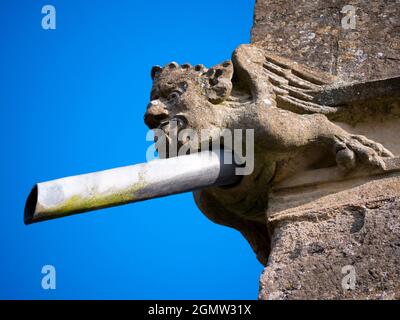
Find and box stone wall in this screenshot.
[252,0,400,299]
[252,0,400,82]
[260,165,400,299]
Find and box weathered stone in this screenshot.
[144,0,400,300]
[258,160,400,299]
[252,0,400,82]
[252,0,400,300]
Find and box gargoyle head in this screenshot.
[144,60,235,153]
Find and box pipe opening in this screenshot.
[24,185,38,225]
[215,148,244,188]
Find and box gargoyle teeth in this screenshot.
[169,116,188,130]
[157,116,188,132]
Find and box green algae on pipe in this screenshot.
[24,150,239,224]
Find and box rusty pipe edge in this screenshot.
[24,150,240,225]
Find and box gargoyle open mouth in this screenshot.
[158,115,187,131]
[154,115,190,157]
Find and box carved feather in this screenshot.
[232,45,400,120]
[262,52,400,118]
[262,52,338,116]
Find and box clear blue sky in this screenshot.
[0,0,262,299]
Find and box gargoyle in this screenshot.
[144,44,398,264]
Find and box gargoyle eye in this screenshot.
[167,91,182,101]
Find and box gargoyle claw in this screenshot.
[333,134,393,171]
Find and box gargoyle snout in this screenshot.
[144,100,169,129]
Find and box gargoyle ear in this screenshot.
[206,60,234,103]
[151,65,163,80]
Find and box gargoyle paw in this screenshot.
[333,134,393,171]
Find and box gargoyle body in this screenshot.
[144,44,395,264]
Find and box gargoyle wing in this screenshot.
[232,45,400,118]
[262,52,339,115]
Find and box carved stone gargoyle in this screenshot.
[144,44,400,265]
